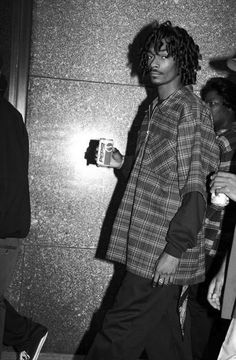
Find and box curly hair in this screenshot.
[200,77,236,114]
[140,20,202,86]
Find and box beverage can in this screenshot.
[97,138,113,166]
[211,192,229,207]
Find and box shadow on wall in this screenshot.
[76,22,158,358]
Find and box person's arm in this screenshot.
[108,148,134,180]
[153,191,205,286]
[207,255,227,310]
[165,191,206,257]
[98,147,124,168]
[208,171,236,308]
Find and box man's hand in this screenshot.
[96,147,124,168]
[152,252,180,287]
[109,148,124,168]
[210,172,236,202]
[207,258,226,310]
[207,273,224,310]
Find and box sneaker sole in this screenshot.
[32,331,48,360]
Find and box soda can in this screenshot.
[211,191,229,207]
[97,138,113,166]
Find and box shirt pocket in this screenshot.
[142,137,176,178]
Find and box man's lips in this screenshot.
[150,70,162,75]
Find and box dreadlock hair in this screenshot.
[200,77,236,115]
[140,20,202,86]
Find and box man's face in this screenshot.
[204,90,234,132]
[146,39,179,86]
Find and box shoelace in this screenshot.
[19,350,30,360]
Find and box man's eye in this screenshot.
[159,54,168,59]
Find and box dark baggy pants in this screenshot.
[85,271,192,360]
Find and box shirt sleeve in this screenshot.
[218,131,236,172]
[177,105,219,201]
[164,191,206,258]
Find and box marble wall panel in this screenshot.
[18,246,114,354]
[30,0,236,88]
[26,77,145,247]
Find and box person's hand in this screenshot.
[207,259,226,310]
[96,146,124,168]
[207,274,224,310]
[152,252,180,287]
[210,172,236,202]
[109,148,124,169]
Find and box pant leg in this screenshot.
[145,286,192,360]
[188,282,215,360]
[217,319,236,360]
[3,299,32,347]
[145,301,180,360]
[188,255,217,360]
[85,271,182,360]
[0,238,20,358]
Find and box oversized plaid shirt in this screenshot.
[106,86,219,285]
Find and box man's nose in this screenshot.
[150,55,160,68]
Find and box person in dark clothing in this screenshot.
[85,20,219,360]
[189,77,236,360]
[0,66,48,360]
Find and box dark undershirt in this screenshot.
[164,192,206,258]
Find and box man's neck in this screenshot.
[157,79,183,101]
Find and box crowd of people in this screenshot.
[1,19,236,360]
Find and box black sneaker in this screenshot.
[18,323,48,360]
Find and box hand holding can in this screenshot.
[96,138,114,167]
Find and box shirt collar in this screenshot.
[154,85,193,110]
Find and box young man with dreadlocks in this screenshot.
[85,20,219,360]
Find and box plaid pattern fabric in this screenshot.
[205,125,236,255]
[106,86,219,285]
